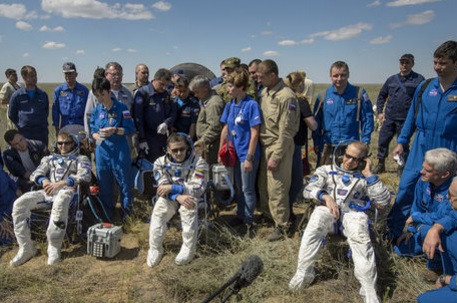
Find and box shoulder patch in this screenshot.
[309,175,319,183]
[123,110,132,119]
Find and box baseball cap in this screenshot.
[62,62,76,73]
[173,69,185,76]
[399,54,414,62]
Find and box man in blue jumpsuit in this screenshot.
[90,77,136,220]
[312,61,374,167]
[172,76,200,140]
[394,148,456,262]
[8,65,49,146]
[52,62,89,133]
[133,68,177,163]
[418,177,457,302]
[388,40,457,240]
[374,54,424,174]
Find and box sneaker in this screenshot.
[146,249,163,268]
[373,161,385,174]
[267,226,286,242]
[10,246,37,267]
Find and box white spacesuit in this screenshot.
[10,142,92,266]
[289,163,390,303]
[147,147,208,267]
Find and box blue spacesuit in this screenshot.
[90,97,136,219]
[387,78,457,239]
[52,82,89,128]
[394,177,453,257]
[313,84,374,146]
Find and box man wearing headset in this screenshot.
[289,141,390,303]
[147,133,209,267]
[9,132,92,267]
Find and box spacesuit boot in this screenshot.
[360,288,380,303]
[147,215,168,268]
[10,218,37,267]
[175,208,198,266]
[46,220,66,265]
[288,267,315,291]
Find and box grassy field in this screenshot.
[0,82,435,303]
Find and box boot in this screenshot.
[288,268,315,291]
[175,245,195,266]
[47,242,62,265]
[46,220,66,265]
[146,248,163,267]
[373,159,385,174]
[10,245,37,267]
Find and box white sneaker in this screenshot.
[175,248,195,266]
[10,246,37,267]
[288,272,314,291]
[47,244,61,265]
[146,249,163,268]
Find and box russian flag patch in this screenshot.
[288,103,296,111]
[123,110,132,119]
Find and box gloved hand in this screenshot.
[157,123,168,135]
[139,142,149,154]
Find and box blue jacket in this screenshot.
[52,82,89,128]
[376,71,424,120]
[8,87,49,144]
[133,83,176,142]
[173,95,200,136]
[313,83,374,145]
[408,177,453,233]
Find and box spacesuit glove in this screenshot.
[157,123,168,135]
[139,142,150,154]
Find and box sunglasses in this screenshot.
[57,141,73,146]
[170,147,187,153]
[344,153,362,162]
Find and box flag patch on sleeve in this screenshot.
[123,110,132,118]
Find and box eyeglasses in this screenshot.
[344,153,362,162]
[57,141,73,146]
[170,147,187,153]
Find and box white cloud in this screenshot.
[368,0,382,6]
[391,10,435,28]
[370,35,392,44]
[311,22,373,41]
[241,47,251,52]
[386,0,441,7]
[41,0,154,20]
[127,48,138,53]
[112,47,122,52]
[16,21,33,31]
[0,4,27,19]
[40,25,65,32]
[278,40,299,46]
[300,38,315,44]
[23,53,30,58]
[263,50,279,57]
[152,1,172,11]
[43,41,65,49]
[75,50,85,55]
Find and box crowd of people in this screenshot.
[0,39,457,302]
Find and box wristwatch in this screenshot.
[439,275,446,286]
[245,154,255,162]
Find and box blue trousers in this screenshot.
[289,145,304,209]
[377,118,409,160]
[418,286,457,303]
[234,158,259,225]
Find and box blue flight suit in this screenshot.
[388,78,457,239]
[8,87,49,146]
[417,278,457,303]
[90,98,136,219]
[0,167,18,245]
[133,83,177,162]
[52,82,89,128]
[173,95,200,139]
[312,84,374,146]
[394,177,453,257]
[376,71,424,160]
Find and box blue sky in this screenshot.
[0,0,455,84]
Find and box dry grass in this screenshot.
[0,83,437,302]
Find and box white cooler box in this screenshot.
[212,164,233,190]
[87,223,123,258]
